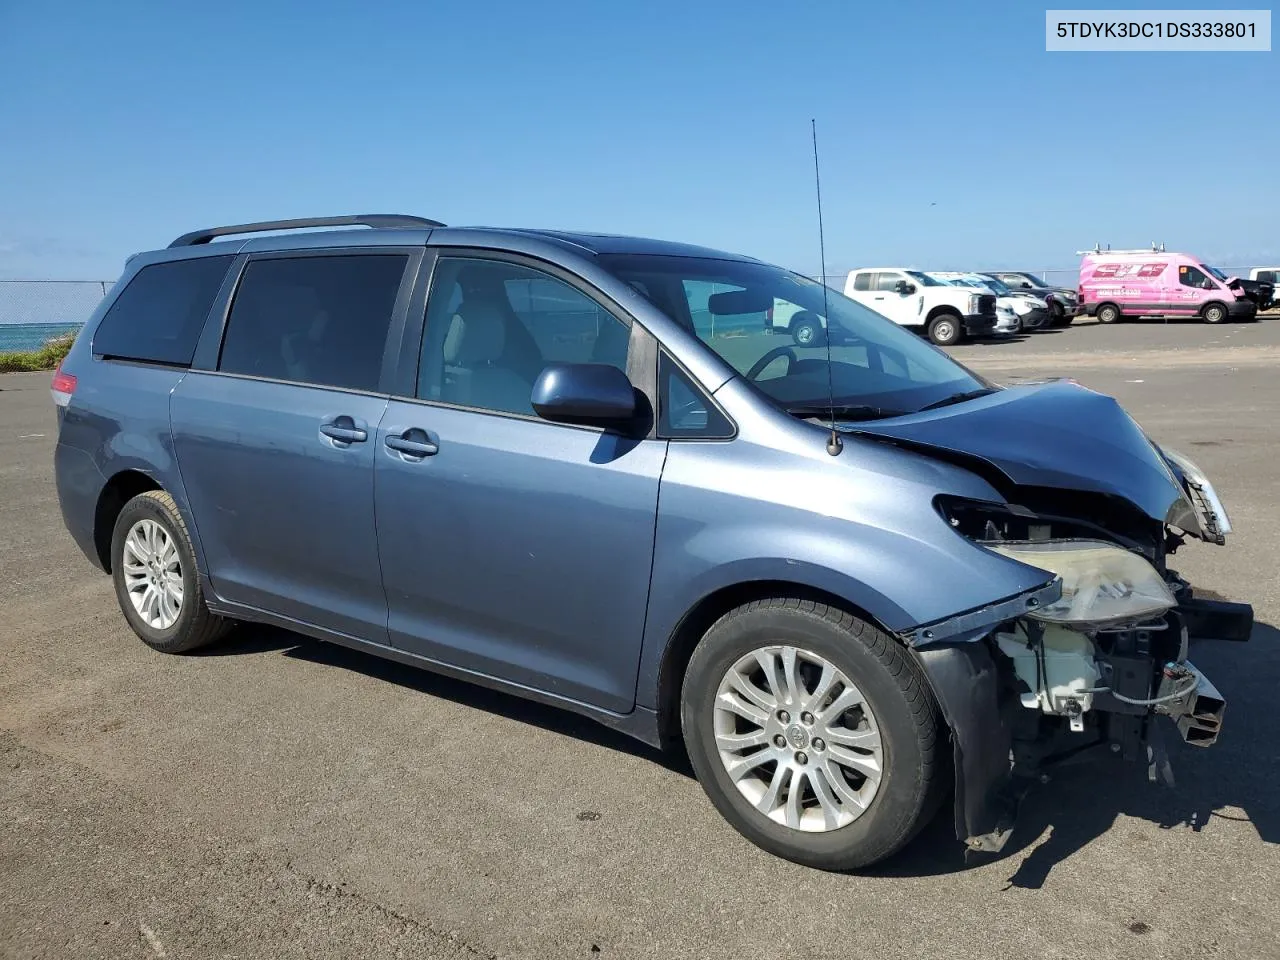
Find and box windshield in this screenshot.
[905,270,945,286]
[597,254,986,419]
[1206,265,1230,281]
[976,275,1013,294]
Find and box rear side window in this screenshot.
[218,254,408,392]
[93,255,234,365]
[851,273,872,291]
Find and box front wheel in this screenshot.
[110,490,232,654]
[1202,302,1228,324]
[681,599,945,871]
[926,313,962,346]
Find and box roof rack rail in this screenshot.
[168,214,446,248]
[1075,241,1167,255]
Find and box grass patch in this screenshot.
[0,332,76,373]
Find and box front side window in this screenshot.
[873,272,906,292]
[218,254,408,392]
[598,254,985,420]
[93,255,234,366]
[418,257,630,417]
[1179,265,1214,289]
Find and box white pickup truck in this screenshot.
[843,268,998,345]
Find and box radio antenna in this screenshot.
[811,118,842,456]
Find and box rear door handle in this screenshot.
[385,430,438,458]
[320,416,368,444]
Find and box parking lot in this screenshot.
[2,317,1279,959]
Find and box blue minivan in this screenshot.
[52,215,1251,869]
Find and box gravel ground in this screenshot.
[2,316,1278,959]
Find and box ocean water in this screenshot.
[0,323,83,352]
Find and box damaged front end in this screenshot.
[904,453,1251,856]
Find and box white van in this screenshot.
[843,268,998,345]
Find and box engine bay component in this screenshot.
[995,623,1101,731]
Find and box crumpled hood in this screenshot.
[852,380,1200,531]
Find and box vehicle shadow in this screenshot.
[204,619,1277,883]
[872,621,1280,883]
[261,629,695,776]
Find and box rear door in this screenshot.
[171,248,420,641]
[373,252,665,712]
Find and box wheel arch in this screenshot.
[93,469,163,571]
[924,305,962,322]
[653,578,900,750]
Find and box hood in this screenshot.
[850,380,1201,532]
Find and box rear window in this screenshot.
[217,254,408,392]
[92,255,234,365]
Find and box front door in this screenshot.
[869,271,916,326]
[374,254,665,713]
[172,250,415,641]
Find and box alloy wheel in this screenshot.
[712,645,883,832]
[122,518,184,630]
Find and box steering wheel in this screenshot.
[746,346,797,381]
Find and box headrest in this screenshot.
[448,304,506,365]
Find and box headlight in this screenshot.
[967,294,981,313]
[1161,447,1232,539]
[988,540,1176,627]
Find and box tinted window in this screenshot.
[873,272,905,292]
[93,255,234,365]
[659,351,733,439]
[851,273,872,291]
[1257,270,1276,284]
[418,257,630,417]
[218,255,407,392]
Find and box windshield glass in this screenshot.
[1205,265,1230,281]
[976,276,1012,294]
[597,254,986,418]
[905,270,944,286]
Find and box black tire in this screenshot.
[680,598,945,871]
[1201,302,1228,324]
[926,312,962,346]
[110,490,231,654]
[791,318,821,347]
[1096,303,1122,324]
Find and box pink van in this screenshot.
[1078,249,1256,324]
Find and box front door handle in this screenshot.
[385,430,438,458]
[320,416,368,444]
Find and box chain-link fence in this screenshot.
[0,280,112,351]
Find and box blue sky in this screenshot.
[0,0,1276,284]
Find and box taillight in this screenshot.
[51,362,76,408]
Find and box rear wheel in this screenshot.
[681,598,944,871]
[791,317,821,347]
[926,312,962,346]
[1096,303,1122,324]
[110,490,232,654]
[1202,302,1228,324]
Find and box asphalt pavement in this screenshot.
[2,317,1278,959]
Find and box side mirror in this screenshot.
[894,280,915,295]
[531,363,637,428]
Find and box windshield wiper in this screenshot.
[784,402,906,422]
[917,388,998,412]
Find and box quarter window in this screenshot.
[418,257,630,417]
[218,254,408,392]
[93,255,234,366]
[658,351,733,439]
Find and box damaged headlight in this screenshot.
[987,540,1176,627]
[1161,447,1232,541]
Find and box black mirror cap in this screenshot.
[531,362,638,427]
